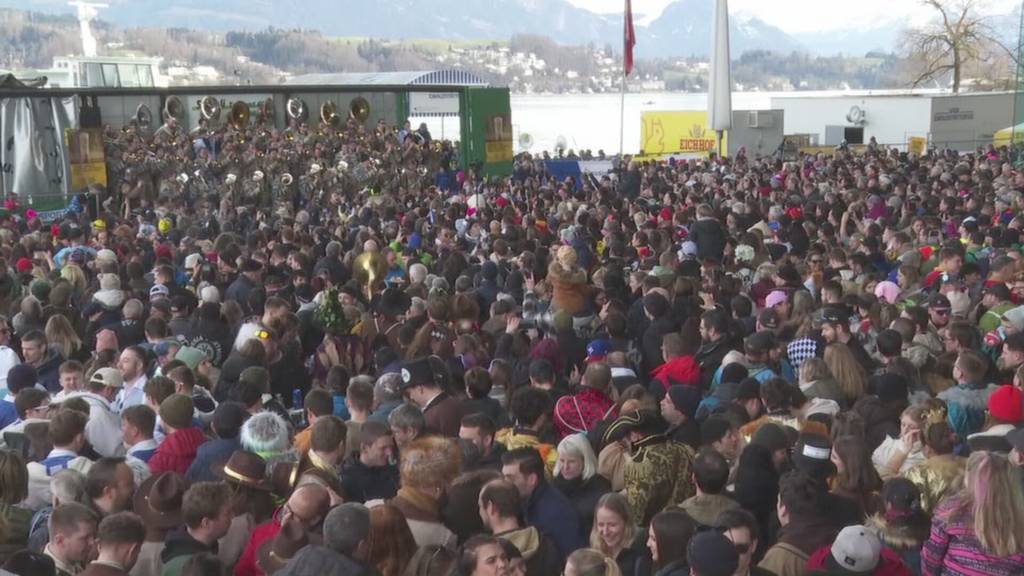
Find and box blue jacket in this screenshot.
[185,437,241,483]
[0,399,16,429]
[525,480,585,558]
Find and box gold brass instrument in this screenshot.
[199,96,221,122]
[135,104,153,131]
[349,97,370,123]
[320,101,342,128]
[286,97,308,123]
[229,101,250,129]
[353,251,387,300]
[163,96,184,122]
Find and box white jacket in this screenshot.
[75,392,126,458]
[25,448,92,511]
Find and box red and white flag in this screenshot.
[624,0,636,76]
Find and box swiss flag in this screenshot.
[624,0,636,76]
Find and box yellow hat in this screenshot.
[92,219,106,231]
[158,218,172,234]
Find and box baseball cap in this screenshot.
[150,284,170,299]
[928,293,951,311]
[586,340,610,363]
[1006,427,1024,453]
[89,367,124,389]
[826,525,882,574]
[821,305,849,325]
[758,308,780,330]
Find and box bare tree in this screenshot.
[902,0,1016,92]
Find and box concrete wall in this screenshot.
[728,109,785,158]
[928,92,1014,151]
[769,94,933,148]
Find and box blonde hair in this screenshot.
[824,343,868,402]
[60,264,87,295]
[399,436,461,493]
[960,451,1024,557]
[799,357,833,385]
[566,549,622,576]
[589,493,635,559]
[45,314,83,358]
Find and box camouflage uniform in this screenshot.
[624,434,696,525]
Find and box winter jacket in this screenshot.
[0,503,31,565]
[688,217,727,263]
[233,515,280,576]
[421,392,463,438]
[649,356,701,392]
[525,481,585,558]
[695,339,736,391]
[148,427,207,476]
[462,396,509,429]
[759,516,839,576]
[339,456,400,504]
[734,444,782,555]
[496,526,563,576]
[34,349,64,393]
[160,528,216,576]
[275,545,375,576]
[553,473,612,535]
[77,392,126,458]
[677,493,739,530]
[185,437,240,484]
[852,395,905,452]
[921,495,1024,576]
[865,514,930,576]
[903,455,966,514]
[806,544,911,576]
[554,387,616,439]
[547,261,590,316]
[800,378,846,407]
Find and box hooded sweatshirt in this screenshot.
[497,526,563,576]
[148,427,207,476]
[160,527,216,576]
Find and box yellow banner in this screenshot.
[64,128,107,190]
[640,111,727,157]
[907,136,926,156]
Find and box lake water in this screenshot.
[413,89,935,155]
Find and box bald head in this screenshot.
[286,484,331,531]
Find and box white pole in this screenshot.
[619,69,626,157]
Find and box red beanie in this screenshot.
[15,257,32,274]
[988,385,1023,423]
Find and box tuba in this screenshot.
[286,97,308,123]
[281,173,293,186]
[349,97,370,123]
[352,251,387,300]
[163,96,184,123]
[320,101,342,128]
[135,104,153,131]
[199,96,221,122]
[229,101,250,129]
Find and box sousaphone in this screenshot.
[349,96,370,123]
[228,101,250,129]
[135,104,153,131]
[320,100,343,128]
[163,96,184,122]
[286,97,308,123]
[199,96,221,122]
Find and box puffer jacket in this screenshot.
[148,427,207,476]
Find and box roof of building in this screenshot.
[284,69,488,87]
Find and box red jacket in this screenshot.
[234,515,282,576]
[554,387,616,438]
[148,427,207,476]
[806,544,912,576]
[650,356,700,390]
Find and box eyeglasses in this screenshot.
[810,259,823,264]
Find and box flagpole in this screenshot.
[619,63,626,158]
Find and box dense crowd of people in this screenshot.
[0,110,1023,576]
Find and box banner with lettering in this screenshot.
[640,111,728,157]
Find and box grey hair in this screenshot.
[50,469,87,506]
[374,373,403,403]
[408,263,428,284]
[323,503,369,556]
[326,241,342,258]
[387,402,425,433]
[240,412,291,455]
[122,299,144,320]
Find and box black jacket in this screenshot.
[160,527,214,565]
[695,338,735,391]
[553,473,612,535]
[734,443,782,557]
[688,218,728,263]
[339,455,399,503]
